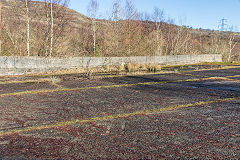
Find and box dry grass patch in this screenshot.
[146,64,162,72]
[124,63,141,72]
[124,63,162,73]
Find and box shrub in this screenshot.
[124,63,140,72]
[147,64,162,72]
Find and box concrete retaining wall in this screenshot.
[0,54,222,76]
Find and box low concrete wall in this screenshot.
[0,54,222,76]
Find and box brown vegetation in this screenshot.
[0,0,240,61]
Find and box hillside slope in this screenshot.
[0,0,239,61]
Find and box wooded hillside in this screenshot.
[1,0,240,61]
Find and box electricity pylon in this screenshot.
[218,18,228,31]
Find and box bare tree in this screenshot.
[163,17,175,55]
[1,0,72,56]
[45,0,50,56]
[174,26,191,55]
[124,0,137,56]
[49,0,53,57]
[227,26,238,62]
[111,0,121,56]
[0,3,2,55]
[163,18,192,56]
[153,7,164,56]
[207,31,222,55]
[39,0,71,56]
[25,0,30,56]
[2,0,31,56]
[88,0,99,56]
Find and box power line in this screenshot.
[218,18,228,31]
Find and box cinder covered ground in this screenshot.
[0,66,240,159]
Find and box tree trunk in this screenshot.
[228,43,232,62]
[128,20,131,56]
[112,0,120,56]
[92,19,96,55]
[88,0,98,56]
[45,0,49,56]
[25,0,30,56]
[0,3,2,55]
[50,0,53,57]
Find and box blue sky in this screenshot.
[69,0,240,31]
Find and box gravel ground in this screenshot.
[0,66,239,159]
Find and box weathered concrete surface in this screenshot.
[0,67,239,159]
[0,54,222,76]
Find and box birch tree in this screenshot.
[25,0,30,56]
[125,0,137,56]
[88,0,99,56]
[208,31,222,55]
[153,7,164,56]
[0,3,2,55]
[1,1,24,55]
[111,0,121,56]
[227,26,238,62]
[45,0,50,56]
[49,0,53,57]
[40,0,70,57]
